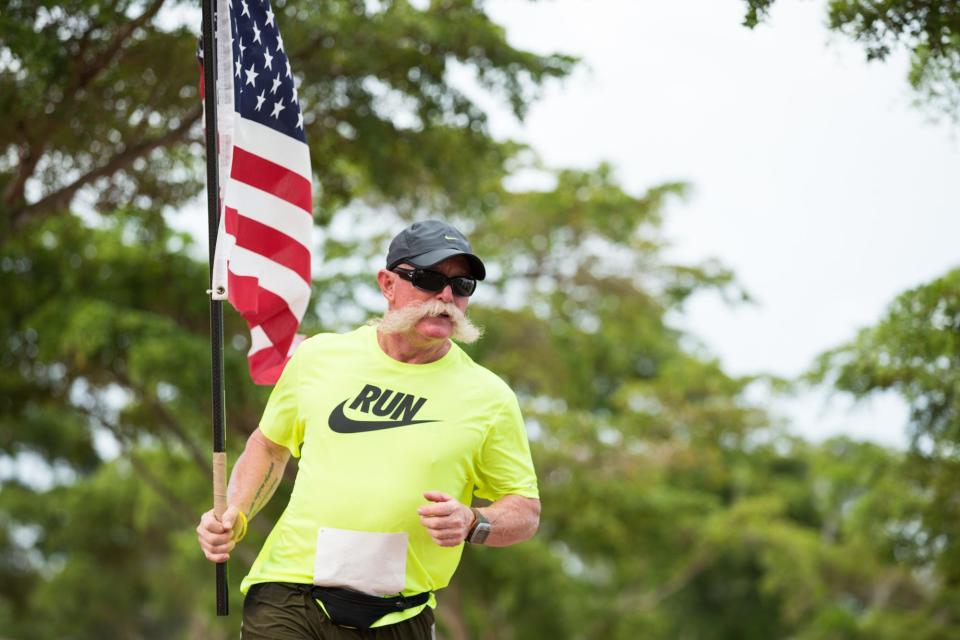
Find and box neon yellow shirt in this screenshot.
[240,325,539,626]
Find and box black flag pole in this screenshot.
[200,0,230,617]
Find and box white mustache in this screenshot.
[372,300,483,344]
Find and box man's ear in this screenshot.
[376,269,394,302]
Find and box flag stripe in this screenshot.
[248,325,273,353]
[231,146,312,213]
[247,347,290,386]
[224,206,311,284]
[222,179,313,245]
[235,118,311,176]
[228,275,299,353]
[253,296,298,353]
[248,326,304,359]
[225,271,260,314]
[226,245,310,319]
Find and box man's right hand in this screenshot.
[196,506,241,563]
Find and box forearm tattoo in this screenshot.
[248,461,279,519]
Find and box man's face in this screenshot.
[380,255,472,341]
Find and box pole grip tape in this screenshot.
[213,452,228,518]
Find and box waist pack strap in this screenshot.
[309,586,431,629]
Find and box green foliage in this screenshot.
[811,270,960,609]
[0,0,575,233]
[0,0,203,226]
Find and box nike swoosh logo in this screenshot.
[328,400,437,433]
[444,235,458,241]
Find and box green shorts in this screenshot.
[241,583,436,640]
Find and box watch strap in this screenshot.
[466,508,490,544]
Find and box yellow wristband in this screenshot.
[231,510,248,543]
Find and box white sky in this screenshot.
[465,0,960,447]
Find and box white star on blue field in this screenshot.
[230,0,306,139]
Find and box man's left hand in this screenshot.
[417,491,474,547]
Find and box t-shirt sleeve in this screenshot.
[258,348,305,457]
[474,393,540,501]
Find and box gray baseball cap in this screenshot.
[386,220,486,280]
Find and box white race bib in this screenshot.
[313,527,408,596]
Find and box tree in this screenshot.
[0,0,575,234]
[810,269,960,626]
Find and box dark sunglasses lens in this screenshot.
[408,270,445,292]
[408,270,476,296]
[450,277,476,297]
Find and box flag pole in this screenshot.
[200,0,230,617]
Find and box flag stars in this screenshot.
[255,90,266,111]
[270,98,285,119]
[238,37,246,58]
[252,22,261,44]
[244,64,259,87]
[296,112,304,130]
[277,32,285,53]
[285,58,292,79]
[240,0,250,17]
[270,73,282,94]
[263,48,274,71]
[265,6,275,27]
[235,56,242,78]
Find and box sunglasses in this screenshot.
[391,267,477,297]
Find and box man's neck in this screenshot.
[376,329,452,364]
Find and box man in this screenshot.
[197,220,541,639]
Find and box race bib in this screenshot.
[313,527,408,596]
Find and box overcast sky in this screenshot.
[461,0,960,447]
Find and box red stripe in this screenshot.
[228,271,301,385]
[224,206,311,284]
[230,146,312,213]
[224,204,238,235]
[248,347,290,385]
[227,272,299,353]
[226,271,260,314]
[252,295,298,354]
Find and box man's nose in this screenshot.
[436,285,454,303]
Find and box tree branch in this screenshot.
[70,0,169,96]
[114,369,212,476]
[11,105,201,230]
[86,405,257,565]
[4,0,171,213]
[78,404,194,524]
[46,0,169,139]
[1,141,47,210]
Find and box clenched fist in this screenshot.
[417,491,474,547]
[196,506,242,562]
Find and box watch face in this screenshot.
[470,522,492,544]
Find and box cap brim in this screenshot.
[400,248,486,280]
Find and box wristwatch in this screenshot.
[466,507,491,544]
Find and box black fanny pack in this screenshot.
[310,586,430,629]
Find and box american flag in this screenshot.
[201,0,313,385]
